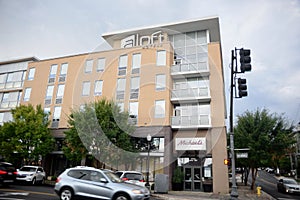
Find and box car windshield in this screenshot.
[104,171,122,183]
[284,179,298,185]
[20,167,37,172]
[124,173,143,180]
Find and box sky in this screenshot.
[0,0,300,126]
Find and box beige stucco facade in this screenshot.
[20,17,228,194]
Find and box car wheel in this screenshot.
[31,178,36,185]
[60,188,73,200]
[114,193,130,200]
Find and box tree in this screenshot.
[234,108,295,190]
[0,104,54,165]
[63,99,137,168]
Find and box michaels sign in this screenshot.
[121,31,165,48]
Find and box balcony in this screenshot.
[171,62,209,78]
[171,87,210,103]
[171,115,210,129]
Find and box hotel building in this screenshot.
[18,17,228,193]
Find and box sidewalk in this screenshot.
[151,185,276,200]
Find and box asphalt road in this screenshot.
[255,170,300,200]
[0,184,159,200]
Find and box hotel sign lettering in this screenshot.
[175,138,206,151]
[121,31,165,48]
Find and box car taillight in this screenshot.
[122,177,129,181]
[139,179,145,182]
[13,171,18,175]
[0,170,7,175]
[56,177,61,183]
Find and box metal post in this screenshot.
[230,49,238,199]
[145,134,151,190]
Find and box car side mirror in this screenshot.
[100,178,108,183]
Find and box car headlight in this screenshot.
[28,173,34,176]
[132,189,142,194]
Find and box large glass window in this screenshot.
[97,58,105,72]
[130,76,140,99]
[53,106,62,120]
[46,85,54,99]
[118,55,128,76]
[129,102,139,117]
[50,64,58,77]
[155,100,165,118]
[82,81,91,96]
[156,74,166,91]
[28,68,36,80]
[132,53,141,74]
[23,88,32,101]
[94,80,103,96]
[85,59,93,73]
[116,78,126,100]
[156,50,166,66]
[59,63,68,82]
[56,84,65,98]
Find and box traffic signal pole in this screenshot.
[230,49,238,199]
[229,47,251,199]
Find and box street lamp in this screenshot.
[145,134,152,190]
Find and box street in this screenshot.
[255,170,300,200]
[0,184,159,200]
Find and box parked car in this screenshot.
[54,166,150,200]
[0,162,17,186]
[115,171,146,187]
[277,178,300,194]
[16,165,46,185]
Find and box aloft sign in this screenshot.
[121,31,165,48]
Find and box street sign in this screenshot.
[236,152,248,158]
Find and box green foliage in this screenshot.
[172,166,184,183]
[0,104,54,164]
[234,108,295,189]
[63,98,137,167]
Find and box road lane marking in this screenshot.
[0,188,56,197]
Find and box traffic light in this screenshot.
[239,48,251,73]
[237,78,247,97]
[224,158,231,165]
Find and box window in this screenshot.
[45,85,54,105]
[155,100,165,118]
[56,84,65,104]
[118,55,128,76]
[94,80,103,96]
[130,77,140,99]
[53,106,62,121]
[129,102,139,117]
[23,88,32,101]
[156,74,166,91]
[50,64,58,77]
[85,59,93,73]
[59,63,68,82]
[28,68,36,80]
[97,58,105,72]
[46,85,54,99]
[82,81,91,96]
[44,107,50,115]
[117,102,124,112]
[116,78,126,100]
[132,53,141,74]
[0,74,7,89]
[129,101,139,125]
[49,64,58,83]
[156,50,166,66]
[6,71,23,88]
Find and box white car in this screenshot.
[115,171,146,187]
[16,165,46,185]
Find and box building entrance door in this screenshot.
[183,166,202,191]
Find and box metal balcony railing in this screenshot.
[171,87,209,99]
[171,115,210,128]
[171,61,208,74]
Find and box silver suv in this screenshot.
[16,165,46,185]
[54,166,150,200]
